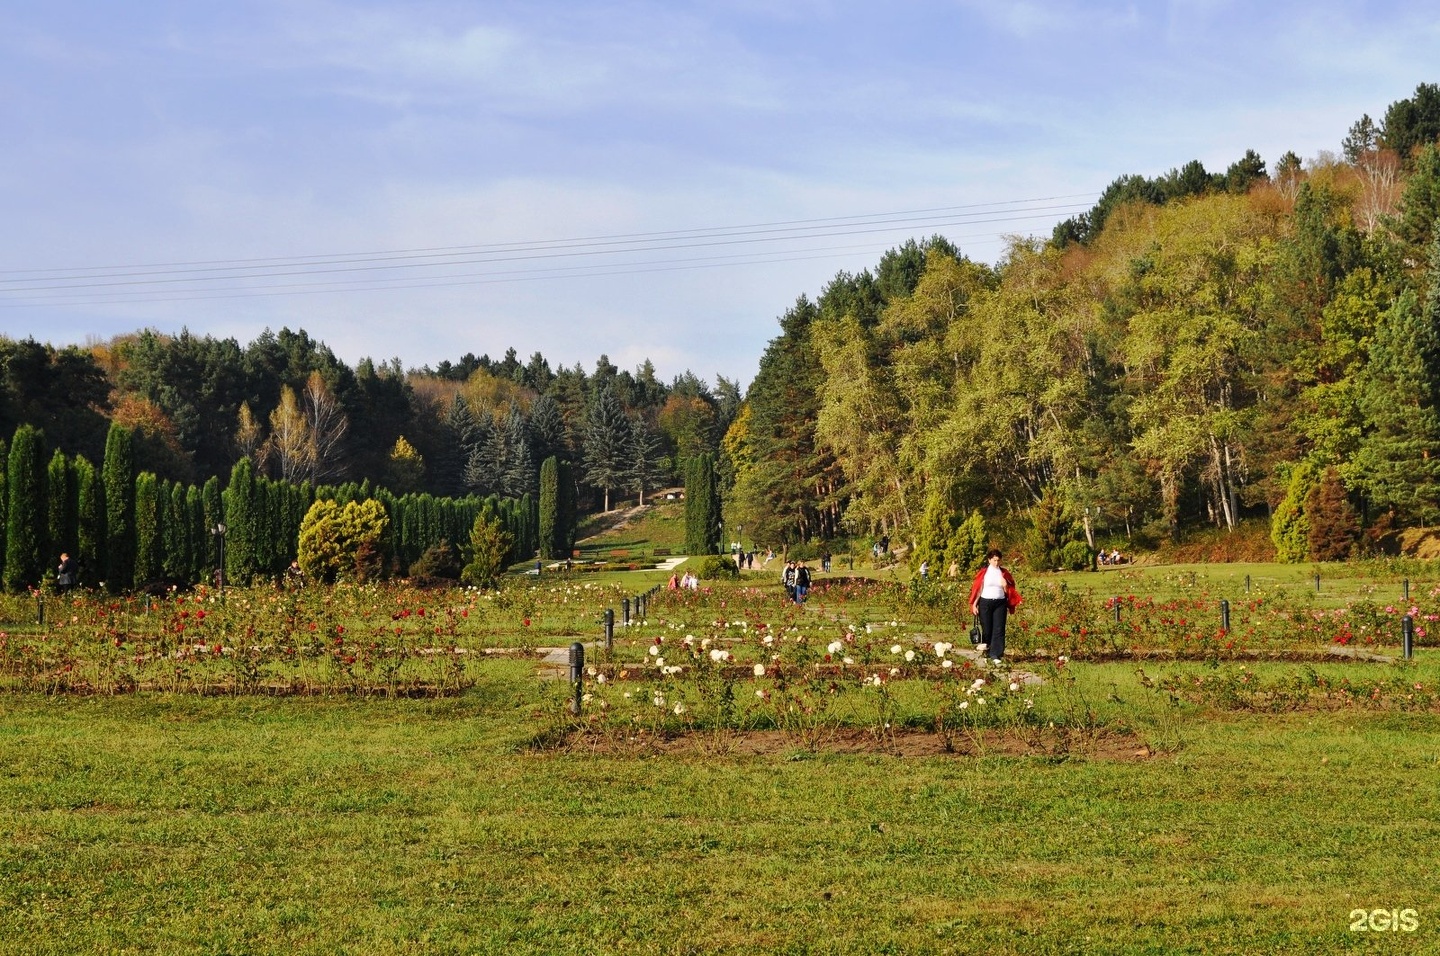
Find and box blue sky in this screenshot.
[2,1,1436,387]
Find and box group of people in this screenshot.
[780,560,812,603]
[1098,548,1127,566]
[666,570,701,591]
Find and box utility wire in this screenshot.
[0,194,1093,307]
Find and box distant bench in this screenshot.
[610,549,631,558]
[653,548,672,557]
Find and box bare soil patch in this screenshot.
[543,726,1159,760]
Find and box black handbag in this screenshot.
[968,615,982,645]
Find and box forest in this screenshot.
[4,82,1440,589]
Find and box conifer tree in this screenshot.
[164,481,191,581]
[625,415,663,506]
[133,471,161,585]
[201,476,223,578]
[583,386,629,511]
[4,424,46,591]
[539,456,562,560]
[75,455,104,588]
[102,424,135,591]
[0,439,7,577]
[223,457,259,585]
[684,453,721,555]
[46,449,76,564]
[1306,467,1360,561]
[1353,236,1440,524]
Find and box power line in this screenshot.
[0,194,1093,308]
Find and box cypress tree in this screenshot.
[76,455,104,588]
[133,471,161,586]
[559,458,577,555]
[46,449,76,564]
[684,454,721,555]
[201,476,223,580]
[4,424,46,591]
[187,483,205,583]
[163,481,191,581]
[102,424,136,591]
[0,439,7,576]
[539,456,561,559]
[223,457,259,585]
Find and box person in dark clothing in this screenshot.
[794,562,812,604]
[56,553,77,591]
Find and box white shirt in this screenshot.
[980,566,1008,600]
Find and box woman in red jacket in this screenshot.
[968,548,1022,662]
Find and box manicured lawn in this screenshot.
[3,659,1438,955]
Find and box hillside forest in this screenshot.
[5,83,1440,589]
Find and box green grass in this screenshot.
[3,660,1439,954]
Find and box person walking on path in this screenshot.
[967,549,1022,663]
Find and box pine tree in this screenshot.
[624,415,663,506]
[1353,239,1440,524]
[529,394,569,465]
[583,386,629,511]
[102,424,135,591]
[4,424,46,591]
[500,409,534,499]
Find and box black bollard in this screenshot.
[622,597,631,627]
[1113,600,1121,624]
[1404,578,1410,601]
[1403,615,1415,661]
[1314,573,1321,593]
[36,592,45,626]
[1245,574,1251,594]
[637,594,645,620]
[1220,598,1230,634]
[604,608,614,653]
[568,642,585,715]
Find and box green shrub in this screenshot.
[697,555,738,578]
[462,513,512,589]
[409,541,461,582]
[1059,540,1093,571]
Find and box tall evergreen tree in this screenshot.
[625,415,664,506]
[538,456,562,560]
[4,424,46,591]
[582,386,630,511]
[1353,235,1440,523]
[529,393,569,465]
[0,439,7,576]
[164,481,191,581]
[46,449,76,566]
[75,455,104,588]
[223,457,260,585]
[684,453,721,555]
[102,424,136,591]
[201,476,223,579]
[133,471,161,586]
